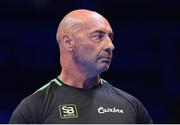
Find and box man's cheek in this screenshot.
[84,44,95,51]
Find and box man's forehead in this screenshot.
[86,20,113,33]
[61,9,112,34]
[69,18,112,35]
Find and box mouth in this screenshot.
[98,57,112,63]
[100,57,111,60]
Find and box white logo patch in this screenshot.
[97,107,124,114]
[59,104,78,119]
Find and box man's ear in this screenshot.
[62,34,74,52]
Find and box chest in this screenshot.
[41,89,137,123]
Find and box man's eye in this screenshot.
[92,33,104,41]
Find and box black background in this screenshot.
[0,0,180,123]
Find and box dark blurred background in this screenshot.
[0,0,180,123]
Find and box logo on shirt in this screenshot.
[97,107,124,114]
[59,104,78,119]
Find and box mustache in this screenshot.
[97,50,113,60]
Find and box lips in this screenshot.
[100,57,111,60]
[98,56,112,62]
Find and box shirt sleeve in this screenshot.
[9,96,42,124]
[134,99,153,124]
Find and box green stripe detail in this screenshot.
[54,78,62,86]
[35,78,62,93]
[100,78,106,84]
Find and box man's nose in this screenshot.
[104,36,115,53]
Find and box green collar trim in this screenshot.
[100,78,107,85]
[35,78,62,93]
[54,78,62,86]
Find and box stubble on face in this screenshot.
[61,9,114,76]
[72,28,113,75]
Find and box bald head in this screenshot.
[56,9,114,78]
[56,9,109,44]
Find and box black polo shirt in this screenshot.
[9,78,153,124]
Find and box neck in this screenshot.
[59,53,101,88]
[59,68,100,89]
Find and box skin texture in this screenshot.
[56,9,115,88]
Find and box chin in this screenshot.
[97,65,110,74]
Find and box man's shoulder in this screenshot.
[9,78,62,123]
[22,78,62,104]
[100,78,141,106]
[101,79,153,124]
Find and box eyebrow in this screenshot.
[92,30,114,41]
[93,30,114,37]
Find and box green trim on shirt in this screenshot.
[35,78,62,93]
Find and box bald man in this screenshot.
[9,9,153,124]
